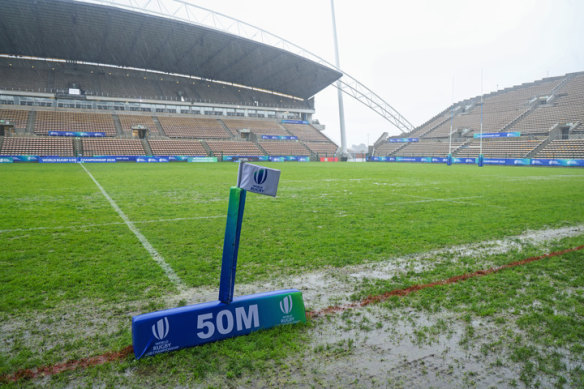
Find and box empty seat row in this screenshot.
[205,141,263,156]
[537,139,584,158]
[0,58,310,110]
[118,114,160,136]
[259,141,310,156]
[148,140,207,156]
[82,139,145,156]
[454,139,543,158]
[0,109,29,130]
[35,111,117,136]
[303,141,338,155]
[0,136,74,156]
[158,116,230,139]
[395,141,466,157]
[282,123,330,142]
[223,119,287,136]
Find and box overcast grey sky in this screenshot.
[186,1,584,147]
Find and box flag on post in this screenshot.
[237,162,280,197]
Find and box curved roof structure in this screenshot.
[0,0,342,99]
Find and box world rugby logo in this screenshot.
[253,168,268,185]
[152,317,170,340]
[280,295,293,314]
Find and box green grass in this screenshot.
[362,235,584,387]
[1,162,583,386]
[80,163,584,287]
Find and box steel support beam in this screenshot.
[79,0,415,133]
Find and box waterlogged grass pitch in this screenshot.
[0,162,583,386]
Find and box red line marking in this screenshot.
[1,346,134,383]
[307,245,584,318]
[3,245,583,383]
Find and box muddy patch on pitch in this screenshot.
[236,305,575,388]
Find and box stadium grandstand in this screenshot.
[373,72,584,160]
[1,0,582,163]
[0,0,340,160]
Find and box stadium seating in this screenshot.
[157,116,230,139]
[410,114,450,138]
[82,139,146,156]
[35,111,117,136]
[148,139,207,156]
[0,136,75,156]
[303,141,338,156]
[424,77,563,137]
[0,59,48,92]
[385,73,584,158]
[205,141,264,156]
[373,142,408,156]
[0,58,310,110]
[0,109,29,130]
[395,141,466,157]
[222,119,287,136]
[258,141,310,156]
[282,123,330,142]
[117,114,159,136]
[454,138,544,158]
[1,54,583,161]
[536,139,584,159]
[513,74,584,133]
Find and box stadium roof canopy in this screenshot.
[0,0,342,99]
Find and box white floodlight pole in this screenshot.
[480,70,484,155]
[448,77,454,165]
[331,0,347,156]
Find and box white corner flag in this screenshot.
[237,162,280,197]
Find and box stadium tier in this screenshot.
[373,71,584,159]
[1,136,75,156]
[395,141,467,157]
[303,141,339,156]
[0,106,339,159]
[0,59,313,111]
[374,141,410,156]
[512,75,584,134]
[148,140,207,156]
[82,139,146,156]
[0,108,29,131]
[2,67,583,160]
[0,57,337,156]
[282,123,331,142]
[537,139,584,159]
[422,77,563,138]
[259,141,311,156]
[205,141,264,156]
[222,119,288,136]
[34,111,117,136]
[454,138,545,158]
[157,116,231,139]
[117,114,160,137]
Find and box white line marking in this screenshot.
[403,194,481,201]
[385,195,483,206]
[79,163,186,290]
[0,216,225,234]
